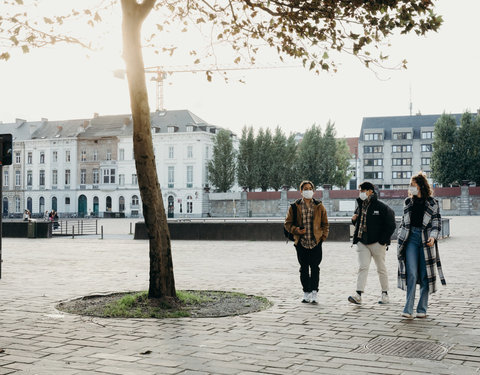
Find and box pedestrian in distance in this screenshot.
[397,172,446,319]
[284,180,329,304]
[349,181,396,305]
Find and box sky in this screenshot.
[1,1,479,138]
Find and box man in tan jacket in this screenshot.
[284,180,329,303]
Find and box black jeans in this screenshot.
[295,241,323,292]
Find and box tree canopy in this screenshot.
[208,129,236,192]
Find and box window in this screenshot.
[421,144,433,152]
[106,150,112,161]
[65,150,71,162]
[65,197,70,205]
[52,170,58,185]
[52,151,58,162]
[364,159,383,166]
[80,169,87,184]
[363,145,383,153]
[168,146,174,159]
[187,145,193,158]
[119,174,125,186]
[65,169,71,185]
[119,148,125,161]
[168,166,174,188]
[39,170,45,186]
[131,195,139,206]
[3,170,8,187]
[392,132,412,140]
[27,171,32,186]
[15,152,21,164]
[167,126,175,133]
[364,133,383,141]
[421,157,431,165]
[119,196,125,212]
[93,169,99,184]
[15,197,21,213]
[15,170,21,186]
[81,150,87,162]
[186,125,193,132]
[103,168,115,184]
[132,174,138,185]
[392,171,412,179]
[40,152,45,163]
[392,158,412,166]
[422,131,433,139]
[364,172,383,179]
[93,149,98,161]
[186,195,193,213]
[186,166,193,188]
[392,145,412,153]
[27,152,32,164]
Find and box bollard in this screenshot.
[72,225,75,239]
[129,222,132,235]
[101,225,103,240]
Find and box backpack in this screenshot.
[283,203,298,242]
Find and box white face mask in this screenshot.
[359,192,368,201]
[408,186,419,196]
[302,190,314,199]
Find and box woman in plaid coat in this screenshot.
[397,173,446,319]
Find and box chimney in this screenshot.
[15,118,26,126]
[93,112,99,118]
[83,120,90,129]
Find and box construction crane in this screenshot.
[143,64,300,111]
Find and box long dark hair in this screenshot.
[411,172,433,198]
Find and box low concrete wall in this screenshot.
[134,221,351,242]
[2,221,52,238]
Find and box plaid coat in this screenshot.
[397,196,446,293]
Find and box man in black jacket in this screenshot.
[348,181,396,305]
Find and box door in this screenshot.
[78,195,87,218]
[93,196,99,215]
[167,195,174,218]
[2,197,8,217]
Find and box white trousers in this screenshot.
[356,241,389,292]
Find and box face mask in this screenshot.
[408,186,419,196]
[359,192,368,201]
[302,190,314,199]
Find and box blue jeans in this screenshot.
[403,227,429,315]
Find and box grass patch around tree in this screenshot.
[56,290,272,319]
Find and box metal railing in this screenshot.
[52,219,98,236]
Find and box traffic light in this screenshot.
[0,134,12,166]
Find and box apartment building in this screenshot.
[1,110,226,218]
[358,114,462,189]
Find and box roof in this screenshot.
[342,137,358,157]
[30,119,87,139]
[0,118,38,141]
[360,113,464,140]
[150,109,217,133]
[79,114,133,139]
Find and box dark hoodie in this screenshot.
[352,193,396,246]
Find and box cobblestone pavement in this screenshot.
[0,216,479,374]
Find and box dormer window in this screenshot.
[186,125,193,132]
[168,126,175,133]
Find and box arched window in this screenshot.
[119,196,125,212]
[27,197,33,212]
[15,197,21,213]
[186,195,193,214]
[131,195,139,206]
[52,197,57,211]
[106,196,112,211]
[39,197,45,214]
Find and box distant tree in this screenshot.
[237,126,256,191]
[334,138,352,188]
[270,127,288,191]
[254,128,273,191]
[431,114,458,186]
[296,124,324,188]
[283,133,299,189]
[208,129,236,192]
[319,121,338,186]
[456,112,480,185]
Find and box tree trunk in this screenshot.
[121,0,176,299]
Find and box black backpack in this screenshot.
[283,203,298,242]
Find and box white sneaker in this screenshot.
[416,313,427,318]
[401,312,414,319]
[302,292,311,303]
[378,292,389,304]
[348,293,362,304]
[310,291,318,304]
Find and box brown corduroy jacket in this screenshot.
[284,198,329,246]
